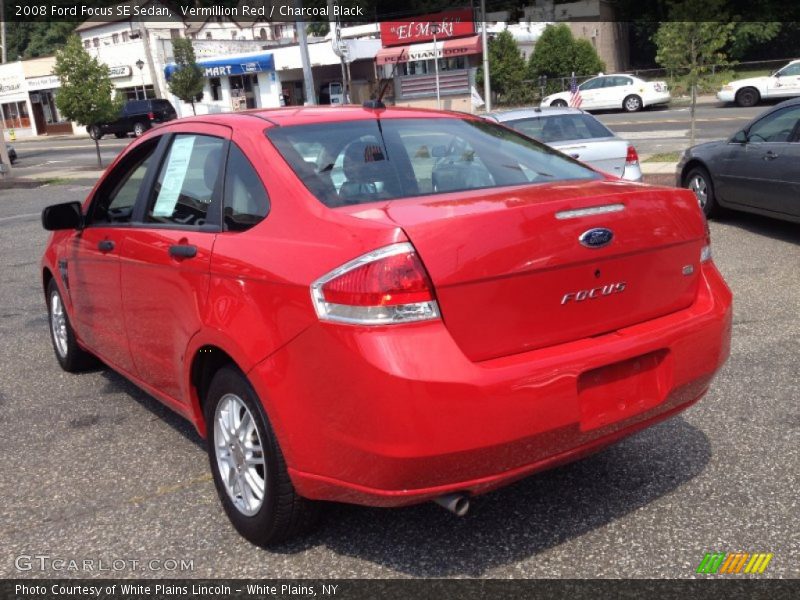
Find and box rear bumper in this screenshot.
[249,263,732,507]
[644,92,671,107]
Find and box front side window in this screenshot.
[747,106,800,143]
[145,134,225,227]
[508,114,615,143]
[579,77,605,91]
[267,118,599,208]
[776,63,800,77]
[88,140,158,225]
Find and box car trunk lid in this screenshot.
[380,179,706,362]
[552,137,630,179]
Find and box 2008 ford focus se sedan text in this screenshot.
[40,106,732,546]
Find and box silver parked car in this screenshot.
[485,107,642,182]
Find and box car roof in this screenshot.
[166,105,472,129]
[488,107,587,121]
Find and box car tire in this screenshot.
[46,279,96,372]
[204,366,321,546]
[132,122,146,137]
[550,99,568,107]
[735,87,760,108]
[87,126,102,140]
[684,166,719,218]
[114,132,127,139]
[623,95,643,112]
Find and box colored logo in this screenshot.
[579,228,614,248]
[696,552,773,574]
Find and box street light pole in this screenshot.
[431,24,441,110]
[136,59,145,99]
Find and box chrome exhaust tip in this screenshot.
[433,493,470,516]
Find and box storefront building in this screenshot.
[164,51,281,116]
[0,57,74,138]
[376,8,483,112]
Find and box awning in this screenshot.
[164,52,274,80]
[376,35,481,66]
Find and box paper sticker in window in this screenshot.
[153,136,196,217]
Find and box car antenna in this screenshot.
[363,49,406,109]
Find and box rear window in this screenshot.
[266,117,599,207]
[506,114,614,143]
[151,100,175,111]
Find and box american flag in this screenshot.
[568,73,582,108]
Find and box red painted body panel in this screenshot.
[40,107,733,509]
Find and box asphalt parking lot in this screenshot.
[0,183,797,579]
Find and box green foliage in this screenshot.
[307,22,330,37]
[527,24,605,85]
[727,22,781,60]
[168,39,205,114]
[52,35,120,127]
[477,30,532,105]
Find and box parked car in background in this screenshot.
[486,107,642,182]
[6,144,16,163]
[717,60,800,107]
[42,105,731,546]
[541,74,670,112]
[88,99,177,140]
[678,97,800,221]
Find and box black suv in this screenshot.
[88,99,177,139]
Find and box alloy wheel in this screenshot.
[214,393,267,516]
[689,174,708,210]
[50,291,69,359]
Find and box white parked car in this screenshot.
[541,74,670,112]
[486,107,643,182]
[717,60,800,107]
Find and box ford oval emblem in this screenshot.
[579,228,614,248]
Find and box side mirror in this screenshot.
[731,130,748,144]
[42,201,83,231]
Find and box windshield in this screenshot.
[266,117,600,207]
[505,114,615,143]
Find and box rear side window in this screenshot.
[266,118,598,207]
[145,134,225,227]
[508,114,615,143]
[223,144,270,231]
[88,139,158,225]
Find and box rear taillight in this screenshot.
[626,145,639,166]
[311,243,440,325]
[147,112,155,120]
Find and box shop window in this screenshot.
[1,101,31,129]
[84,40,91,49]
[210,78,222,101]
[206,32,213,40]
[92,38,100,47]
[112,33,119,44]
[171,29,180,39]
[122,31,129,42]
[259,28,267,40]
[231,31,237,39]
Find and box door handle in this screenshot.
[169,244,197,259]
[97,240,115,252]
[764,151,779,160]
[569,153,580,159]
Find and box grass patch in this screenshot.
[643,151,683,163]
[41,177,72,186]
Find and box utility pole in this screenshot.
[480,0,491,111]
[328,0,349,102]
[296,16,316,105]
[1,0,7,64]
[431,24,441,109]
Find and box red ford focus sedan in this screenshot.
[41,106,732,546]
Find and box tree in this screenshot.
[527,24,605,93]
[477,30,530,106]
[727,22,781,60]
[653,9,734,144]
[168,38,205,116]
[53,35,122,167]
